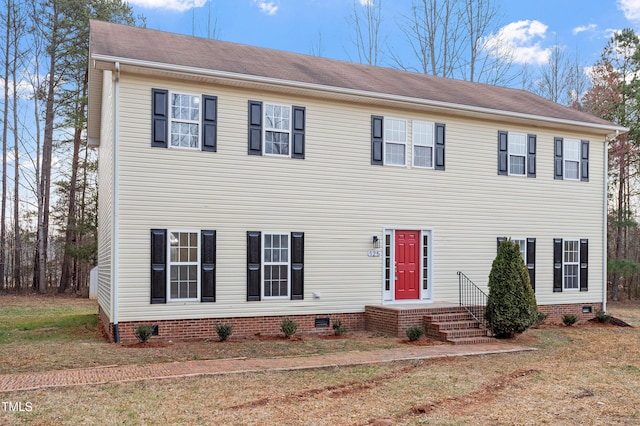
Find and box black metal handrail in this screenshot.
[457,271,489,332]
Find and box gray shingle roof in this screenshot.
[89,20,620,131]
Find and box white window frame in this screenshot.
[412,120,435,169]
[383,117,407,166]
[563,238,580,291]
[382,227,433,304]
[507,132,527,176]
[262,232,290,299]
[167,229,200,302]
[563,138,581,180]
[169,91,201,150]
[263,103,292,157]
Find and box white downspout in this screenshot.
[113,62,121,341]
[603,133,613,313]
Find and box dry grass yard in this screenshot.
[1,295,639,425]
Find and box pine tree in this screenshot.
[485,239,538,338]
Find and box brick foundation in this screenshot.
[98,301,603,343]
[97,305,115,343]
[100,310,365,344]
[538,303,602,324]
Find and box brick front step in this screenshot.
[424,307,496,345]
[448,336,498,345]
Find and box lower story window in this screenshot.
[264,233,289,298]
[169,231,199,300]
[563,239,579,290]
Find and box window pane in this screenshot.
[413,121,433,147]
[265,104,290,131]
[265,131,290,155]
[385,143,405,165]
[509,155,525,175]
[565,161,579,179]
[509,134,526,155]
[385,119,406,142]
[414,146,432,168]
[564,139,580,161]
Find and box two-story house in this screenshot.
[88,20,624,343]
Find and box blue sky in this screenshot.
[124,0,640,75]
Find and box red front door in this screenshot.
[395,230,420,300]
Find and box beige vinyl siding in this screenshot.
[114,73,605,322]
[97,70,114,320]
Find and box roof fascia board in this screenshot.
[92,54,629,135]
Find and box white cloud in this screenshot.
[126,0,206,12]
[618,0,640,22]
[253,0,279,15]
[573,24,597,35]
[359,0,374,5]
[482,20,552,65]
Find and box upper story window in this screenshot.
[413,121,434,168]
[248,101,306,159]
[508,133,527,175]
[170,93,200,149]
[151,88,217,152]
[264,104,291,156]
[384,118,407,166]
[371,115,445,170]
[554,137,589,182]
[563,139,580,180]
[497,131,536,178]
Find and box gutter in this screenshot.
[112,62,121,342]
[91,54,628,135]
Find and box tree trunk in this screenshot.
[1,0,10,290]
[11,0,21,289]
[38,17,58,293]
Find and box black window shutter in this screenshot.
[553,238,563,292]
[527,134,536,178]
[435,123,446,170]
[151,89,168,148]
[290,232,304,300]
[150,229,167,304]
[526,238,536,291]
[371,115,383,165]
[248,101,263,155]
[581,140,589,182]
[247,231,261,301]
[554,137,563,180]
[497,236,507,251]
[580,239,588,291]
[292,106,305,159]
[201,230,216,302]
[202,95,217,152]
[497,131,508,175]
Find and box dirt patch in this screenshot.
[369,368,541,423]
[227,364,418,411]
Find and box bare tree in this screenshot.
[348,0,383,65]
[395,0,511,84]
